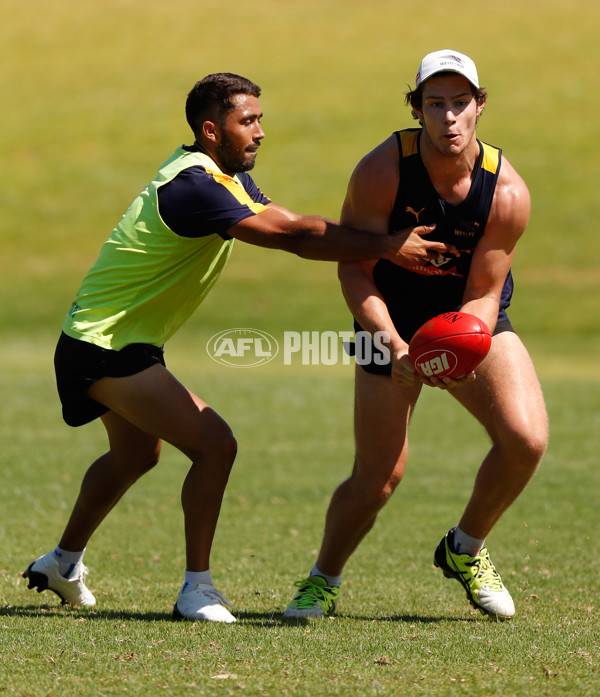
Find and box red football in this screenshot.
[408,311,492,378]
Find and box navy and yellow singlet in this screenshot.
[358,128,513,342]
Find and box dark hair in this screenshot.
[404,74,487,122]
[186,73,261,136]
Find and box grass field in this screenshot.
[1,1,599,695]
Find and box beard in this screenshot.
[216,132,257,174]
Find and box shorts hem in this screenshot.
[54,332,166,427]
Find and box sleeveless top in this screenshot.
[364,128,513,341]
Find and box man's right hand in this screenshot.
[391,350,420,386]
[387,224,456,268]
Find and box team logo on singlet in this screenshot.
[411,248,473,278]
[406,206,425,223]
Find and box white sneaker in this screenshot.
[173,583,236,623]
[23,551,96,607]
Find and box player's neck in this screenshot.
[190,140,232,175]
[420,133,479,205]
[192,140,212,157]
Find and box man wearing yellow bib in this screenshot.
[23,73,452,622]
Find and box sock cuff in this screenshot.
[311,564,342,588]
[452,526,485,556]
[54,545,85,565]
[182,569,213,592]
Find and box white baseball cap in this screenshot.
[415,49,479,89]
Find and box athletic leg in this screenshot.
[59,410,162,552]
[449,331,548,539]
[315,367,421,576]
[86,364,238,621]
[433,331,547,619]
[284,367,420,617]
[87,363,237,572]
[24,408,163,607]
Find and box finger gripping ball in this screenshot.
[408,311,492,378]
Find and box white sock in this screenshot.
[181,569,213,593]
[54,546,85,578]
[310,564,342,588]
[452,526,485,557]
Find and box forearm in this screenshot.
[230,210,393,262]
[284,216,395,262]
[339,262,405,352]
[339,260,421,387]
[460,295,500,334]
[230,208,436,264]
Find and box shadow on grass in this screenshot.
[275,612,479,625]
[2,604,476,625]
[1,603,173,622]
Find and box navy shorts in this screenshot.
[54,332,166,427]
[351,316,515,377]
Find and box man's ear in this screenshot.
[475,98,487,118]
[202,120,220,143]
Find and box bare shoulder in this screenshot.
[491,155,531,233]
[349,135,399,190]
[342,135,399,230]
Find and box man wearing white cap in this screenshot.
[284,50,548,620]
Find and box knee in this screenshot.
[218,430,238,469]
[531,425,548,460]
[133,442,162,476]
[193,427,238,474]
[108,441,161,486]
[523,413,548,462]
[353,459,405,512]
[367,485,398,514]
[501,423,548,473]
[525,430,548,474]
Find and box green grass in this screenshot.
[2,0,600,695]
[1,355,599,695]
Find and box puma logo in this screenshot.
[406,206,425,223]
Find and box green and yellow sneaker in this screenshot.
[283,575,339,618]
[434,532,515,620]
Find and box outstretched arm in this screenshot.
[228,206,397,262]
[228,205,445,264]
[226,140,454,266]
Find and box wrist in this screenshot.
[387,338,407,357]
[380,235,395,261]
